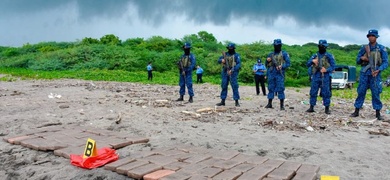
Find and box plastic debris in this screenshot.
[48,93,62,99]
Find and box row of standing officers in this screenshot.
[175,29,388,120]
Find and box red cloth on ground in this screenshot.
[70,147,118,169]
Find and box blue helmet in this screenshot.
[257,58,262,63]
[273,39,282,45]
[367,29,379,38]
[183,42,191,49]
[226,43,236,49]
[318,39,329,47]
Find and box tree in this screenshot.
[81,37,100,45]
[197,31,217,43]
[100,34,121,46]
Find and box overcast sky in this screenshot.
[1,0,390,47]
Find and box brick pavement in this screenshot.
[106,146,320,180]
[4,126,320,179]
[3,125,149,159]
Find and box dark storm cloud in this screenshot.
[0,0,131,20]
[1,0,388,30]
[131,0,390,30]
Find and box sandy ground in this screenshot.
[1,77,390,180]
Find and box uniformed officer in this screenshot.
[264,39,291,110]
[216,43,241,107]
[350,29,389,120]
[253,58,267,96]
[306,40,336,114]
[176,42,196,103]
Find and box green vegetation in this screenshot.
[1,31,389,103]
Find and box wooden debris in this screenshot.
[196,107,214,113]
[181,111,201,117]
[368,129,389,136]
[115,112,122,124]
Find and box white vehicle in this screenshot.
[332,71,348,89]
[331,65,356,89]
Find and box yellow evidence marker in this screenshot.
[83,138,97,158]
[321,175,340,180]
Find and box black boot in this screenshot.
[325,106,331,114]
[265,99,273,108]
[376,110,384,120]
[350,108,359,117]
[306,105,315,113]
[216,99,225,106]
[235,100,240,107]
[280,99,285,110]
[188,96,193,103]
[176,95,184,101]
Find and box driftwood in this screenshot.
[368,129,390,136]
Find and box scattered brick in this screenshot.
[168,153,192,162]
[160,171,192,180]
[55,136,85,147]
[246,156,270,165]
[79,134,107,142]
[179,162,208,173]
[22,129,48,136]
[183,154,212,164]
[262,178,283,180]
[262,159,285,168]
[194,167,223,178]
[33,126,64,133]
[278,161,302,171]
[116,160,149,175]
[141,154,178,166]
[82,129,104,136]
[6,135,36,145]
[57,129,83,136]
[296,164,320,173]
[229,163,256,173]
[212,159,242,170]
[209,150,240,160]
[211,170,242,180]
[20,137,44,150]
[127,163,162,180]
[73,132,94,139]
[292,172,317,180]
[267,168,296,180]
[198,158,225,166]
[106,137,133,149]
[237,165,276,180]
[154,149,186,156]
[38,139,67,151]
[163,161,190,171]
[176,145,210,154]
[129,151,159,159]
[53,146,84,159]
[143,169,175,180]
[187,174,209,180]
[104,157,136,171]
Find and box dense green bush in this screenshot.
[1,31,390,86]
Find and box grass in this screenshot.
[1,67,389,105]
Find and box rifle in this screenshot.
[222,52,231,75]
[317,53,324,88]
[363,45,378,89]
[178,57,186,85]
[222,52,234,86]
[271,53,284,78]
